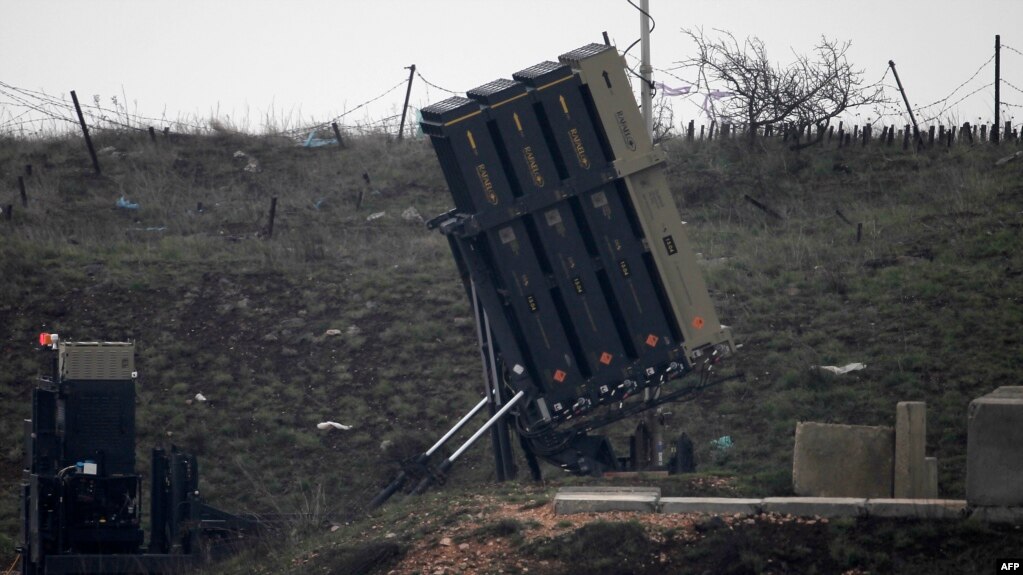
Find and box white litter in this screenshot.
[233,150,247,158]
[195,392,207,402]
[366,211,386,222]
[814,363,866,375]
[316,421,352,431]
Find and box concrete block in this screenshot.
[967,387,1023,506]
[557,486,660,496]
[659,497,763,515]
[762,497,866,518]
[792,421,893,498]
[554,492,658,515]
[895,402,928,498]
[925,457,938,499]
[865,499,966,520]
[968,506,1023,524]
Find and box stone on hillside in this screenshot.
[324,329,342,337]
[402,206,423,223]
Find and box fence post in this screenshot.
[888,60,924,149]
[700,125,705,140]
[862,123,871,146]
[902,126,910,150]
[148,126,157,144]
[397,64,416,141]
[981,124,988,142]
[995,35,1001,143]
[331,122,346,149]
[266,197,278,239]
[927,125,935,148]
[687,120,694,140]
[887,125,895,146]
[70,90,101,175]
[18,177,27,207]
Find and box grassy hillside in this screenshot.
[1,128,1021,571]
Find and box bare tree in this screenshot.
[676,28,885,147]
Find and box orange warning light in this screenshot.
[599,352,613,365]
[692,316,705,330]
[553,370,567,383]
[39,333,51,346]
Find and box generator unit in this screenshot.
[20,336,255,575]
[371,41,735,506]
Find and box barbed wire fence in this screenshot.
[3,39,1023,144]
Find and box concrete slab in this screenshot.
[659,497,763,515]
[792,421,893,498]
[762,497,867,518]
[557,486,660,496]
[603,471,669,479]
[925,457,939,499]
[967,387,1023,506]
[968,506,1023,524]
[865,499,966,520]
[554,492,659,515]
[895,402,928,498]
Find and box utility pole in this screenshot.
[640,0,654,139]
[995,35,1001,143]
[640,2,665,470]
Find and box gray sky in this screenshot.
[3,0,1022,135]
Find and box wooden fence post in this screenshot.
[70,90,101,176]
[18,177,27,207]
[266,197,278,239]
[332,122,346,149]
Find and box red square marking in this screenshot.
[553,370,567,383]
[645,334,659,347]
[599,352,613,365]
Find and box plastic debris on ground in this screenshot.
[710,436,733,452]
[814,363,866,375]
[302,130,339,148]
[232,150,247,158]
[366,211,386,222]
[194,392,207,402]
[316,421,352,431]
[116,196,139,210]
